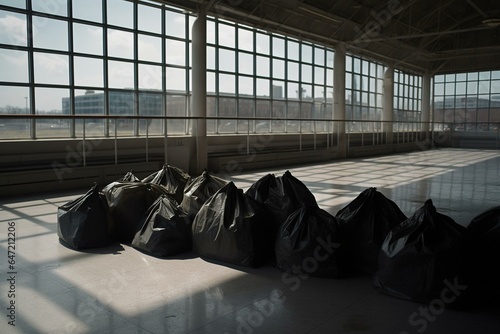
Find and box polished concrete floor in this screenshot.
[1,148,499,333]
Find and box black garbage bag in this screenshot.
[142,164,191,204]
[119,171,140,182]
[373,199,467,305]
[246,173,294,229]
[103,181,170,243]
[192,182,274,268]
[336,187,407,273]
[132,195,192,257]
[280,170,318,209]
[246,171,318,230]
[57,184,111,250]
[275,205,344,278]
[181,170,228,221]
[465,206,500,303]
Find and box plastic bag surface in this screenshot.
[103,181,170,243]
[336,187,407,273]
[132,195,192,257]
[57,184,111,250]
[181,170,228,221]
[373,199,467,304]
[275,204,344,278]
[192,182,274,267]
[142,164,191,204]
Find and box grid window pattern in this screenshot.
[394,70,422,130]
[0,0,191,139]
[433,71,500,131]
[206,20,335,134]
[345,54,385,132]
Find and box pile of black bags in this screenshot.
[56,163,500,310]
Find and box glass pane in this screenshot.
[74,57,103,87]
[73,23,103,55]
[287,40,299,61]
[139,92,163,135]
[73,0,102,23]
[256,78,269,97]
[239,76,253,96]
[166,10,185,38]
[314,47,324,66]
[273,59,285,79]
[0,0,25,9]
[288,61,299,81]
[219,48,235,72]
[33,16,68,51]
[138,4,161,33]
[238,28,253,52]
[491,80,500,94]
[467,81,478,94]
[478,81,490,94]
[207,71,215,93]
[0,86,30,139]
[219,73,235,95]
[288,82,299,99]
[109,91,135,136]
[207,19,215,44]
[326,69,333,86]
[138,34,162,62]
[302,44,312,63]
[107,0,133,29]
[256,33,269,54]
[314,66,324,84]
[314,85,324,100]
[0,49,28,82]
[327,51,334,69]
[108,29,134,59]
[33,0,67,16]
[238,52,253,75]
[35,87,70,138]
[302,64,312,83]
[218,23,235,48]
[166,67,185,91]
[272,80,285,99]
[166,95,186,135]
[468,72,478,81]
[207,45,215,70]
[272,37,285,57]
[256,55,269,77]
[74,89,105,137]
[0,10,27,46]
[165,39,185,66]
[139,64,162,90]
[34,52,68,84]
[74,89,104,115]
[108,60,134,89]
[492,71,500,80]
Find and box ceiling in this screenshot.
[159,0,500,75]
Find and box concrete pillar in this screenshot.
[191,9,207,174]
[383,66,394,146]
[333,44,346,158]
[422,73,431,138]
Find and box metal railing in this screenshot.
[0,114,438,168]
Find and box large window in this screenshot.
[0,0,191,139]
[206,20,334,134]
[433,71,500,131]
[394,70,422,131]
[345,55,385,132]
